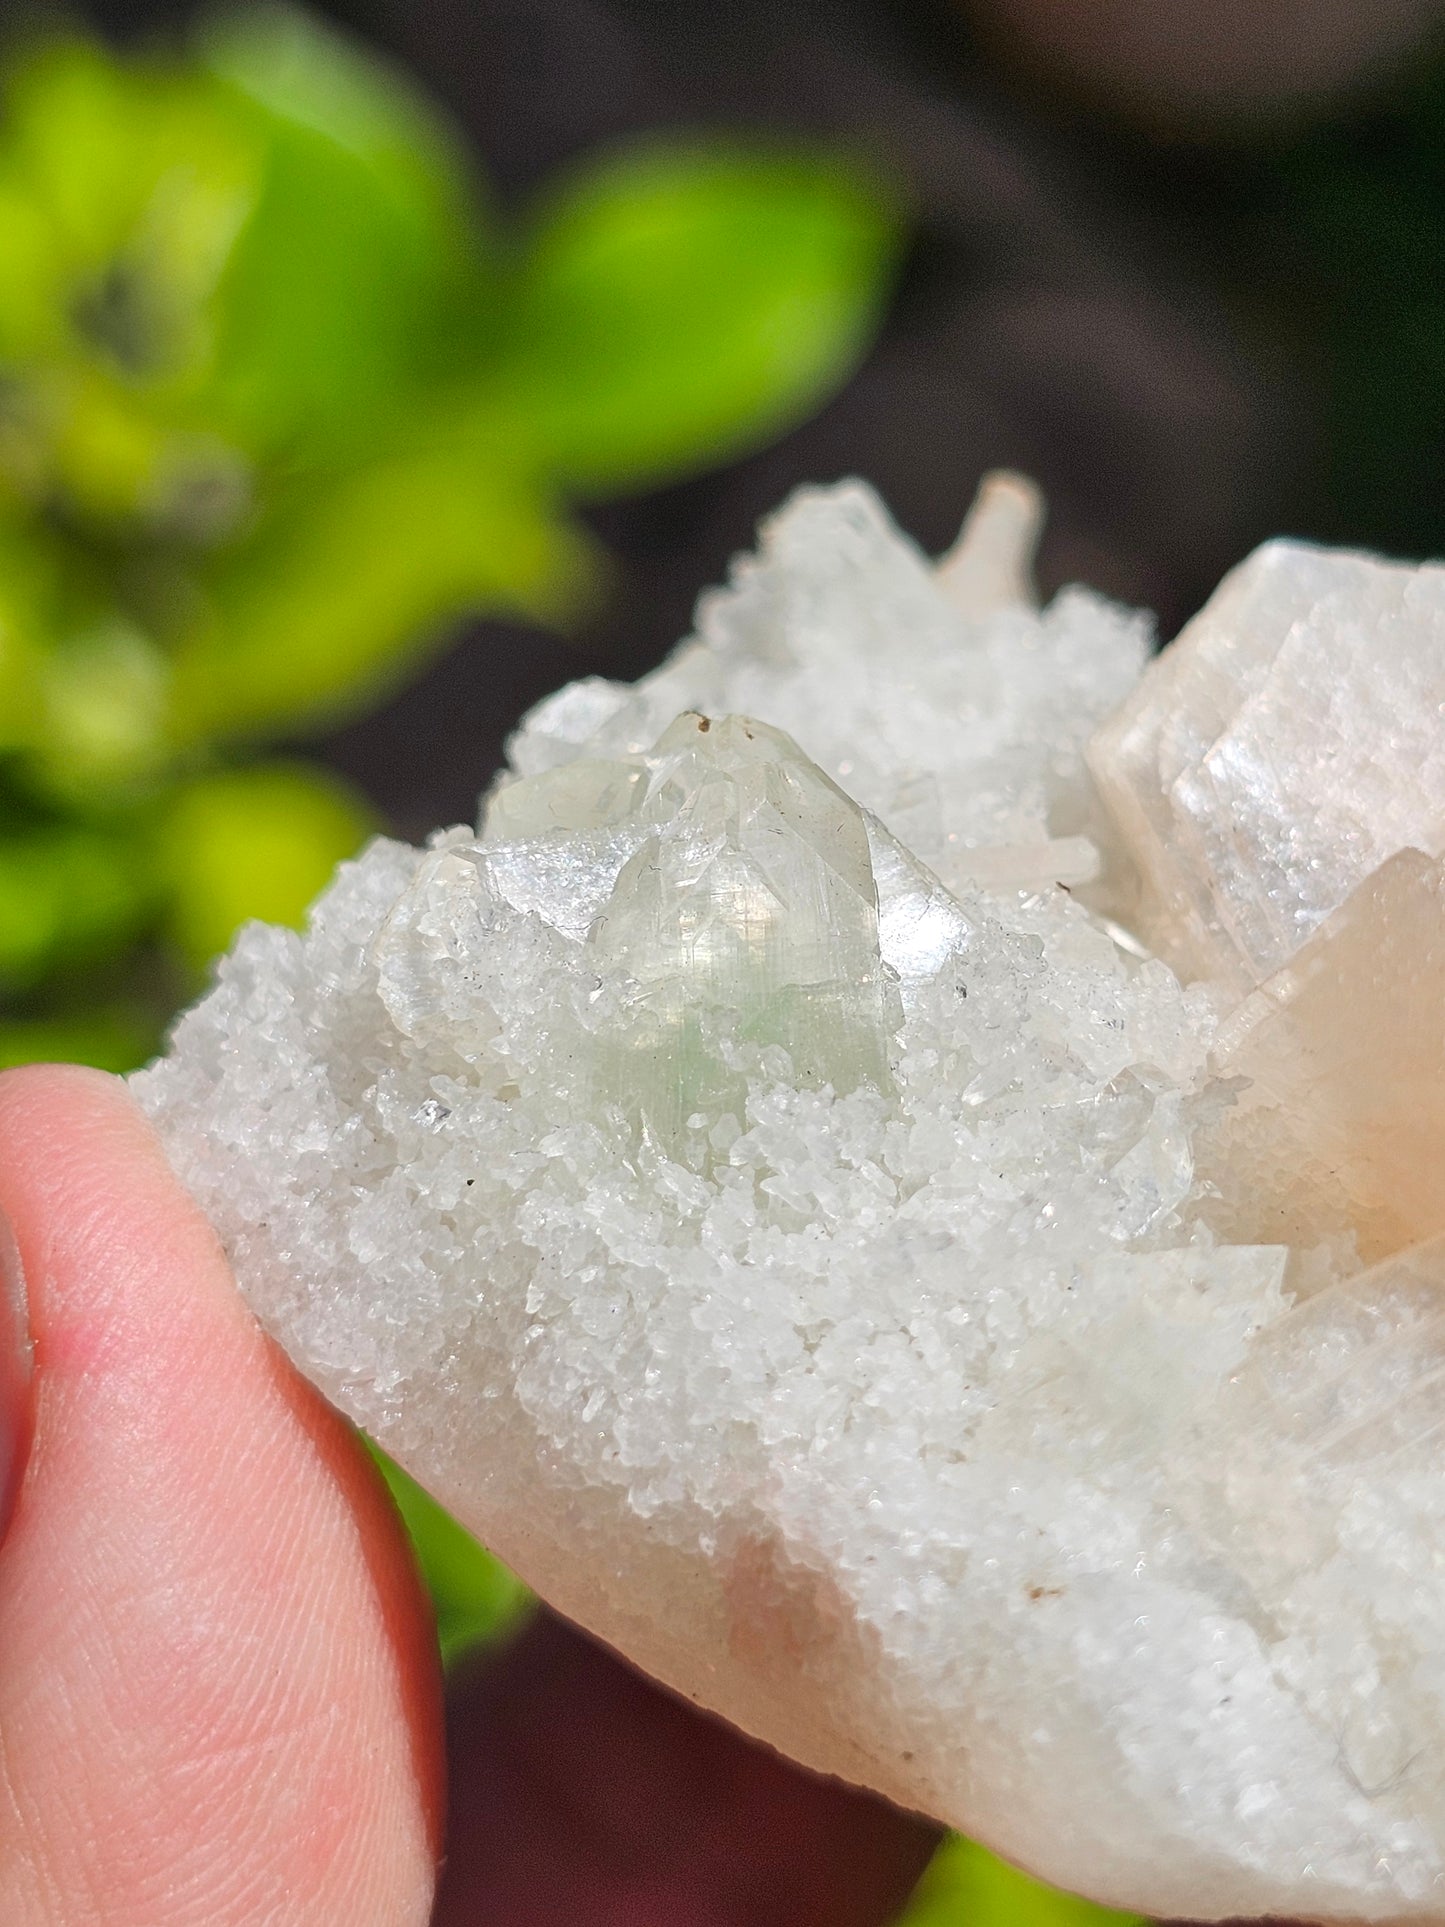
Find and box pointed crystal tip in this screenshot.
[584,712,897,1144]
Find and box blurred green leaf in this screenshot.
[894,1835,1146,1927]
[202,1,480,245]
[499,141,901,493]
[0,1004,160,1072]
[157,759,374,969]
[0,530,48,747]
[0,38,262,553]
[367,1439,534,1667]
[0,169,66,364]
[170,445,598,739]
[0,37,261,377]
[0,822,149,993]
[33,619,172,799]
[201,5,493,457]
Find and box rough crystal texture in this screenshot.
[133,474,1445,1923]
[507,476,1147,903]
[1176,1237,1445,1828]
[1088,539,1445,989]
[1198,848,1445,1263]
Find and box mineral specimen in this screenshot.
[133,473,1445,1922]
[1088,537,1445,990]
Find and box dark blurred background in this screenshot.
[77,0,1445,834]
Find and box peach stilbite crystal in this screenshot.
[1087,539,1445,990]
[133,475,1445,1922]
[1198,848,1445,1262]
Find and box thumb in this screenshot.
[0,1064,442,1926]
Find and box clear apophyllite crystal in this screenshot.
[132,473,1445,1924]
[577,713,897,1145]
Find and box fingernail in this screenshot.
[0,1206,33,1544]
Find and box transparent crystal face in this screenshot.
[483,756,647,839]
[490,712,899,1150]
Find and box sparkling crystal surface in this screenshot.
[580,713,896,1144]
[1177,1236,1445,1821]
[133,477,1445,1923]
[1088,540,1445,988]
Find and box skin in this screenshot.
[0,1065,937,1925]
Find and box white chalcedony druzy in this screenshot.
[133,474,1445,1923]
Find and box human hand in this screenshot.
[0,1065,938,1925]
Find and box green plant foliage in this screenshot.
[168,446,596,740]
[366,1439,535,1667]
[497,141,902,492]
[0,821,147,991]
[0,1005,158,1072]
[156,761,376,968]
[200,3,491,458]
[894,1834,1147,1927]
[0,1,900,1076]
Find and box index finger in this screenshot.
[0,1064,443,1927]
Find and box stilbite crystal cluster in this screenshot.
[134,474,1445,1922]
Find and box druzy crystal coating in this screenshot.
[134,475,1445,1922]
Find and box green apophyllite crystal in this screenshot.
[580,712,897,1146]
